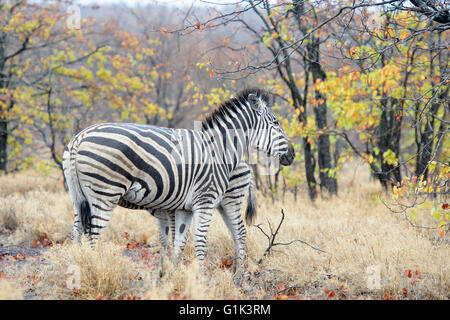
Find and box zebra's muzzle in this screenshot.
[280,143,295,166]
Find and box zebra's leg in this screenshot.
[155,212,171,278]
[173,210,193,263]
[217,202,247,286]
[70,201,83,243]
[168,211,176,248]
[87,200,116,246]
[192,206,214,270]
[63,157,84,244]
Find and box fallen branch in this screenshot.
[255,209,327,265]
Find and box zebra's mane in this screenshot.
[202,88,271,130]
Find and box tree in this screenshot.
[182,0,342,199]
[322,3,448,190]
[0,1,105,173]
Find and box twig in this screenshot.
[256,208,327,265]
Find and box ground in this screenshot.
[0,163,448,300]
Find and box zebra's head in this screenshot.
[246,90,295,166]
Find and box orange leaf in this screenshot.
[406,270,412,278]
[221,259,232,268]
[209,69,214,78]
[437,228,444,239]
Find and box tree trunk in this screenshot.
[302,137,317,200]
[0,118,7,173]
[307,37,338,195]
[373,97,403,189]
[288,80,318,200]
[415,97,447,179]
[415,32,448,179]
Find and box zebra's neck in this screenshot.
[201,102,254,173]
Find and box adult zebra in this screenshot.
[62,88,295,281]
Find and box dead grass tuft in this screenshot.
[0,191,72,244]
[36,240,143,299]
[0,171,63,197]
[0,279,24,300]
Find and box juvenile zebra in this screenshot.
[119,161,256,282]
[62,88,295,282]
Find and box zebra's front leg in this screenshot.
[173,210,193,263]
[192,206,214,271]
[218,204,247,286]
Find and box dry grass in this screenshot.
[0,279,24,300]
[36,239,143,300]
[0,166,448,300]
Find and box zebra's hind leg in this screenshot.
[218,203,247,286]
[173,210,193,263]
[155,213,171,278]
[87,200,116,247]
[70,201,83,244]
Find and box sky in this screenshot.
[73,0,240,6]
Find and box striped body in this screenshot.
[68,123,229,212]
[62,88,294,284]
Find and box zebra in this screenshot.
[119,160,256,283]
[62,88,295,281]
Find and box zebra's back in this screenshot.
[67,122,211,212]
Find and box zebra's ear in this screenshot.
[248,93,261,111]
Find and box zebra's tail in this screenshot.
[62,133,92,237]
[245,178,257,225]
[80,200,91,235]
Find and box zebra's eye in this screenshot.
[273,119,279,126]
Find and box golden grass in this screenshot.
[0,279,24,300]
[0,166,448,300]
[36,239,143,300]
